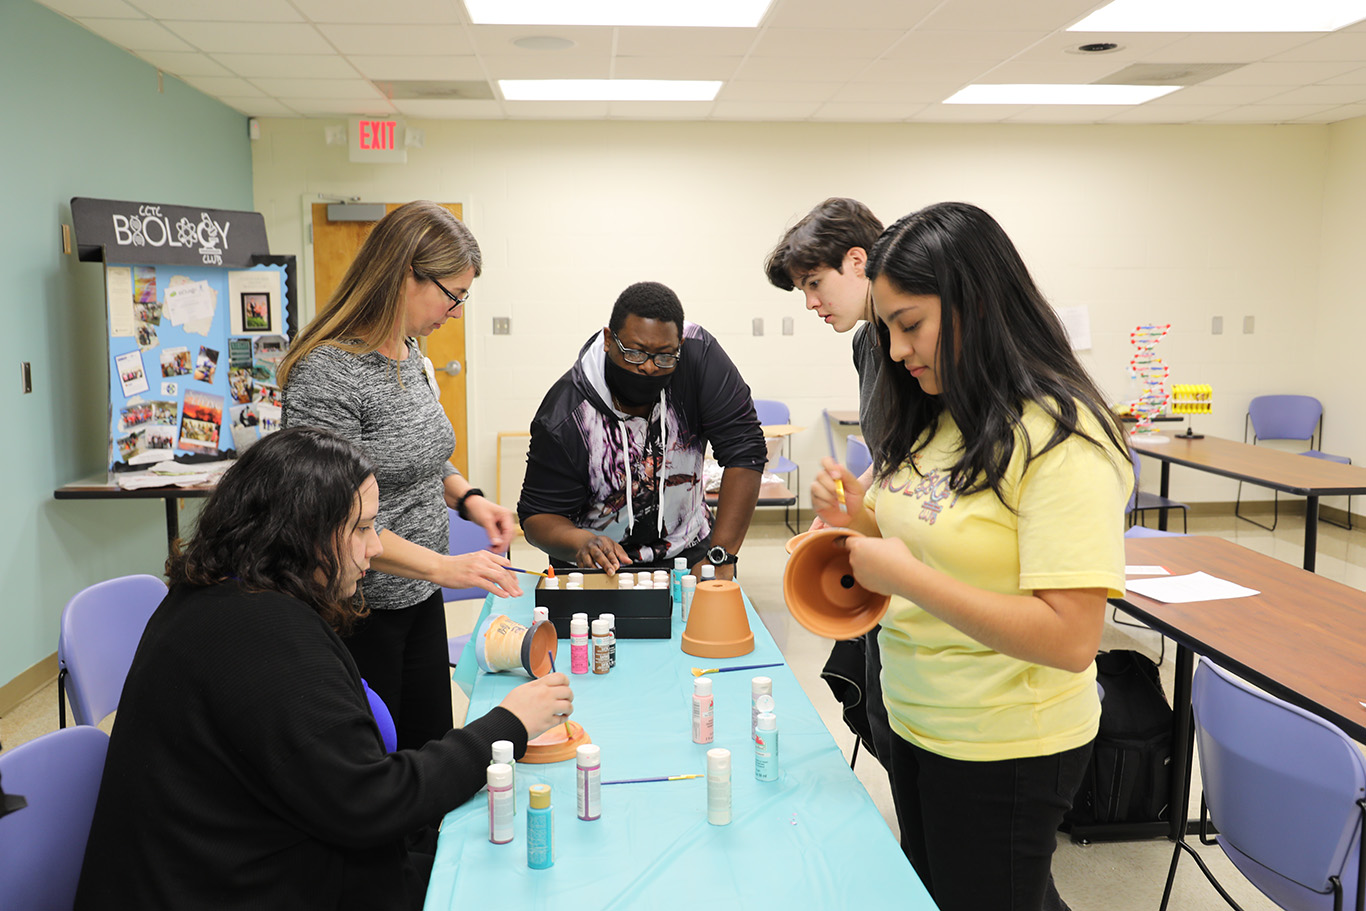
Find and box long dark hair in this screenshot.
[866,201,1127,503]
[166,426,376,633]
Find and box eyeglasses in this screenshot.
[611,333,681,369]
[416,269,471,310]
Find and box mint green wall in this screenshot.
[1,0,253,690]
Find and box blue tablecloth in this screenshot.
[425,585,935,911]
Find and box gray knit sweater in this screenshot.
[282,340,456,611]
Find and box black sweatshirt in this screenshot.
[74,582,526,911]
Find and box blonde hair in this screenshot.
[279,201,481,387]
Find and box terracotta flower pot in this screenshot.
[474,614,559,677]
[783,528,890,639]
[680,580,754,659]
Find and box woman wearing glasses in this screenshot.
[280,200,518,750]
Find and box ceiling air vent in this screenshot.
[374,80,496,100]
[1094,63,1245,87]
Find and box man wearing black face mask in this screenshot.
[518,282,766,580]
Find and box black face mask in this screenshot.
[604,356,674,408]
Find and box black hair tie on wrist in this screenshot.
[455,488,485,521]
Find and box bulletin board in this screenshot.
[71,197,297,471]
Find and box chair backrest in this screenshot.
[846,435,872,479]
[1248,395,1323,445]
[58,574,168,726]
[441,509,504,602]
[361,679,398,752]
[1126,448,1142,514]
[0,726,110,910]
[752,399,790,426]
[1192,658,1366,902]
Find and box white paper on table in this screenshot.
[1056,305,1092,351]
[1125,571,1259,604]
[107,266,134,337]
[1125,565,1170,576]
[164,279,215,326]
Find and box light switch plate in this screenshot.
[782,316,794,336]
[752,318,764,336]
[1243,316,1255,334]
[20,361,32,394]
[1211,316,1222,335]
[492,317,510,335]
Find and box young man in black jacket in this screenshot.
[518,281,767,580]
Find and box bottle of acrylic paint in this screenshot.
[692,676,714,744]
[700,564,716,582]
[527,784,553,869]
[592,618,611,675]
[570,616,590,675]
[600,612,616,667]
[568,571,584,586]
[533,606,549,626]
[751,677,773,741]
[755,711,779,782]
[706,748,731,826]
[487,763,514,844]
[672,557,687,613]
[576,743,601,821]
[491,739,516,814]
[652,570,669,592]
[681,575,696,622]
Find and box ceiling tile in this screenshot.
[766,0,940,29]
[1101,104,1233,123]
[249,77,384,99]
[76,17,192,51]
[1005,104,1149,123]
[879,29,1050,61]
[218,96,301,116]
[730,55,869,82]
[827,81,957,104]
[1202,103,1339,122]
[1263,84,1366,106]
[708,100,822,120]
[162,21,332,53]
[467,25,615,56]
[750,27,901,58]
[36,0,142,18]
[809,101,929,121]
[289,0,462,25]
[1012,30,1187,63]
[980,59,1140,83]
[138,50,235,77]
[126,0,301,21]
[391,99,506,118]
[213,53,360,79]
[614,27,758,57]
[612,56,742,81]
[180,75,265,97]
[911,102,1019,122]
[1204,60,1363,86]
[718,80,840,102]
[1138,32,1318,64]
[1148,84,1283,105]
[504,101,610,118]
[315,23,475,56]
[605,100,717,118]
[481,56,610,79]
[348,55,488,81]
[1297,103,1366,121]
[1270,31,1366,62]
[859,57,997,84]
[1322,66,1366,85]
[279,97,397,116]
[918,0,1099,32]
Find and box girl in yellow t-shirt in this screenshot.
[812,202,1132,911]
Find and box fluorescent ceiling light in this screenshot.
[1069,0,1366,32]
[945,84,1182,105]
[499,79,722,101]
[466,0,773,28]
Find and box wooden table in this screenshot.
[1130,434,1366,571]
[54,472,216,552]
[1101,535,1366,845]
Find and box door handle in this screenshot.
[437,360,462,377]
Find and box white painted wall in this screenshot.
[252,118,1351,510]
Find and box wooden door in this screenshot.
[310,203,469,475]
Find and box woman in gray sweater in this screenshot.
[281,201,517,749]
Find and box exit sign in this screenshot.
[348,117,408,163]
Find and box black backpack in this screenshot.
[1065,649,1172,827]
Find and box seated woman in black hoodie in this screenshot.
[75,426,573,911]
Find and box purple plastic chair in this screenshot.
[1129,448,1189,532]
[57,574,168,728]
[1158,658,1366,911]
[0,726,109,910]
[443,509,504,668]
[846,435,872,480]
[754,399,800,533]
[361,679,398,753]
[1239,395,1353,531]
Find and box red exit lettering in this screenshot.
[358,120,396,151]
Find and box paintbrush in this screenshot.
[603,774,703,786]
[548,649,572,739]
[508,566,550,577]
[690,662,784,677]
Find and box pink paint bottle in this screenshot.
[692,676,714,744]
[576,744,601,821]
[570,616,589,675]
[487,763,514,844]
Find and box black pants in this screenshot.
[888,734,1093,911]
[344,590,453,750]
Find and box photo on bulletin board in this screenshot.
[229,268,283,335]
[240,293,272,332]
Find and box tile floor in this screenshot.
[7,507,1359,910]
